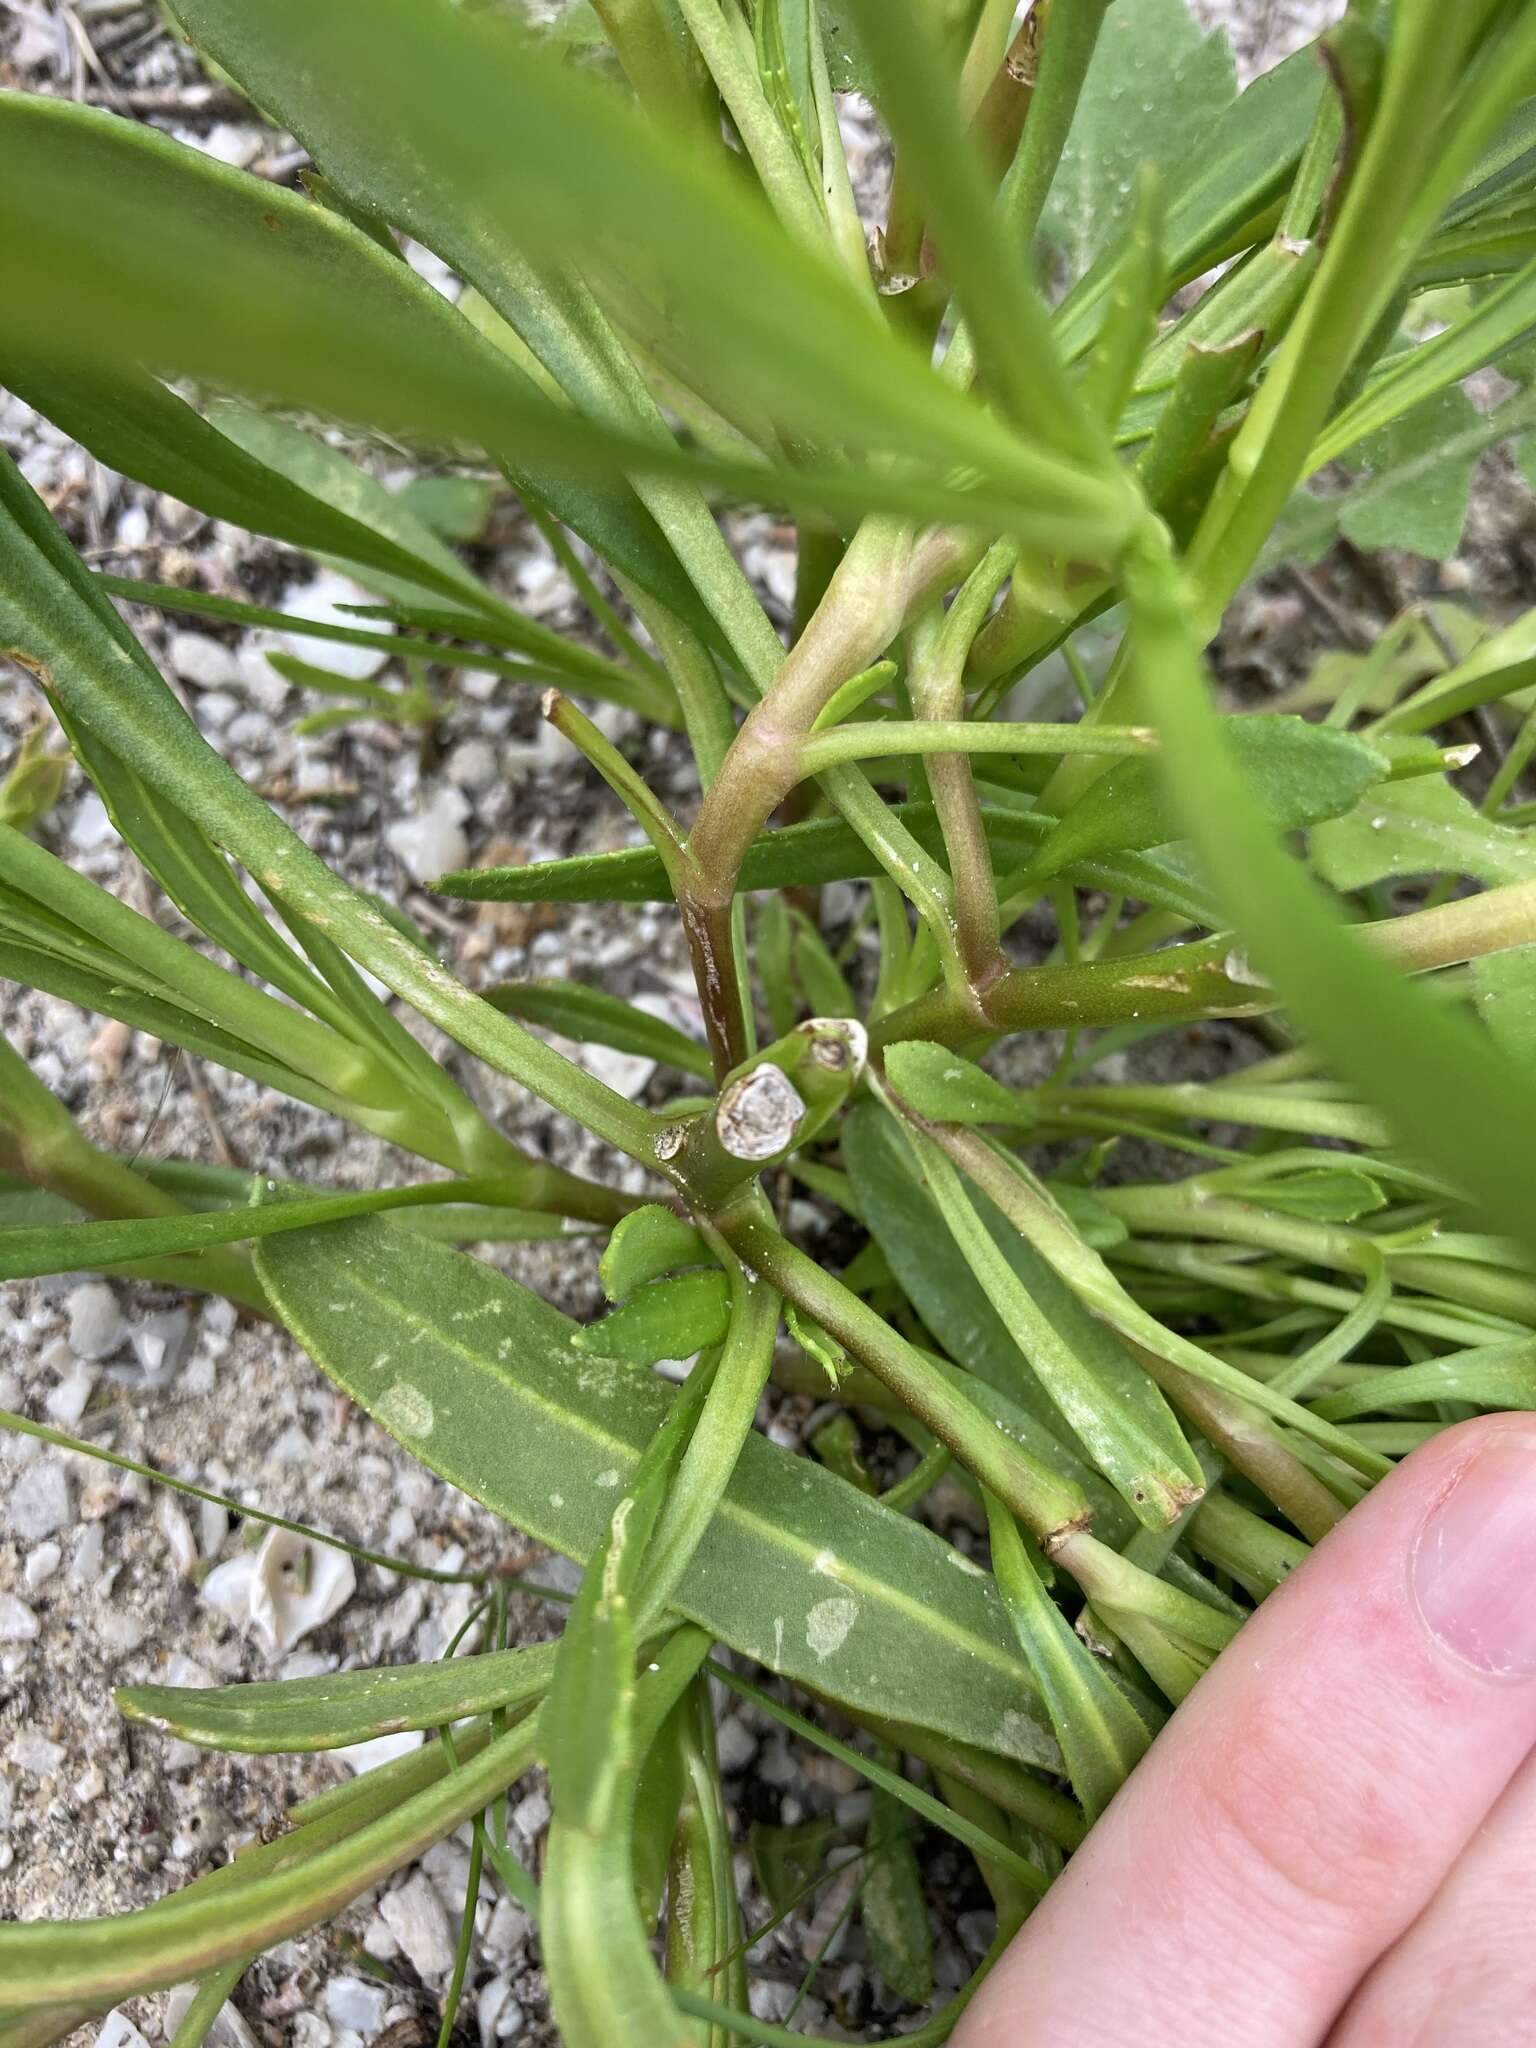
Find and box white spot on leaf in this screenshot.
[377,1381,434,1439]
[805,1596,857,1660]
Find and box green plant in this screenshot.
[6,0,1536,2039]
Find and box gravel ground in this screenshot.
[10,3,1508,2045]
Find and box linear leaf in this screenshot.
[1309,1338,1536,1420]
[985,1495,1152,1825]
[167,0,1122,544]
[0,1717,540,2014]
[0,92,715,626]
[842,1102,1136,1541]
[0,1177,565,1284]
[118,1643,557,1754]
[486,980,712,1079]
[898,1122,1203,1530]
[2,358,499,617]
[437,801,1214,924]
[1126,535,1536,1260]
[253,1211,1060,1766]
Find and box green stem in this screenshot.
[638,1262,780,1622]
[674,0,827,256]
[716,1199,1092,1543]
[798,716,1154,774]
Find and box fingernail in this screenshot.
[1413,1431,1536,1677]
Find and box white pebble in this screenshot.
[338,1728,425,1776]
[0,1593,39,1642]
[386,785,471,885]
[276,570,392,681]
[446,737,499,792]
[579,1042,657,1100]
[378,1870,457,1980]
[511,1787,551,1843]
[158,1496,199,1576]
[7,1729,64,1773]
[94,2013,152,2048]
[128,1308,191,1384]
[6,1458,71,1540]
[67,792,114,850]
[323,1977,390,2037]
[24,1541,61,1590]
[715,1715,757,1774]
[168,630,240,691]
[72,1521,106,1584]
[67,1281,125,1360]
[45,1362,97,1428]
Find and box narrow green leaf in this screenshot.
[2,358,498,617]
[1126,529,1536,1264]
[1309,1338,1536,1420]
[0,93,715,626]
[486,980,712,1079]
[0,1176,558,1284]
[252,1212,1061,1765]
[118,1643,556,1754]
[861,1791,933,2005]
[1029,715,1389,880]
[899,1121,1203,1530]
[0,1716,540,2014]
[984,1495,1152,1824]
[842,1101,1136,1534]
[436,800,1214,925]
[167,0,1122,545]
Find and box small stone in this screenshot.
[483,1894,529,1959]
[24,1541,62,1590]
[579,1042,656,1100]
[72,1521,106,1583]
[956,1908,996,1959]
[127,1308,191,1385]
[715,1714,756,1774]
[267,1423,314,1465]
[378,1871,457,1980]
[158,1496,199,1575]
[94,2013,152,2048]
[74,1764,106,1805]
[510,1787,551,1843]
[338,1728,424,1775]
[97,1607,146,1655]
[68,792,114,850]
[323,1977,390,2037]
[386,785,471,885]
[168,630,240,691]
[275,571,392,681]
[67,1281,125,1360]
[6,1458,71,1540]
[361,1910,400,1962]
[477,1974,526,2047]
[45,1362,97,1428]
[7,1729,65,1773]
[446,736,499,792]
[199,1499,231,1558]
[163,1983,258,2048]
[0,1593,39,1642]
